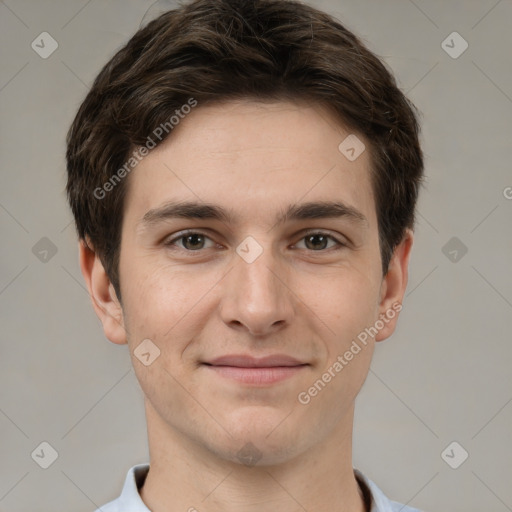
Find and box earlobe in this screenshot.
[78,239,127,345]
[375,229,414,342]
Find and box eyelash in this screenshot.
[163,230,347,254]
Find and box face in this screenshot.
[83,100,412,466]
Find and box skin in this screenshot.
[80,99,413,512]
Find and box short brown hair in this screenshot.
[66,0,424,299]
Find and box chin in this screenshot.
[224,406,291,437]
[218,438,303,468]
[212,412,307,466]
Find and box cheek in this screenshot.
[300,271,379,411]
[121,261,223,345]
[304,263,381,339]
[121,265,213,402]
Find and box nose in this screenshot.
[219,243,295,337]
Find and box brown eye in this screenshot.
[181,233,206,250]
[165,231,216,251]
[304,234,329,250]
[295,232,344,251]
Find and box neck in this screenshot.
[140,400,367,512]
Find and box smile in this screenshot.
[203,364,308,385]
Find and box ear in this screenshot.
[78,239,127,345]
[374,228,413,342]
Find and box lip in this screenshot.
[205,354,306,367]
[202,354,309,385]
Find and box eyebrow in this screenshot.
[139,200,368,230]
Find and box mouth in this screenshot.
[202,354,309,385]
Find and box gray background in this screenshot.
[1,0,511,511]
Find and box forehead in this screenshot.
[122,99,377,231]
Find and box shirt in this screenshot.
[94,464,423,512]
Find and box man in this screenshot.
[66,0,425,510]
